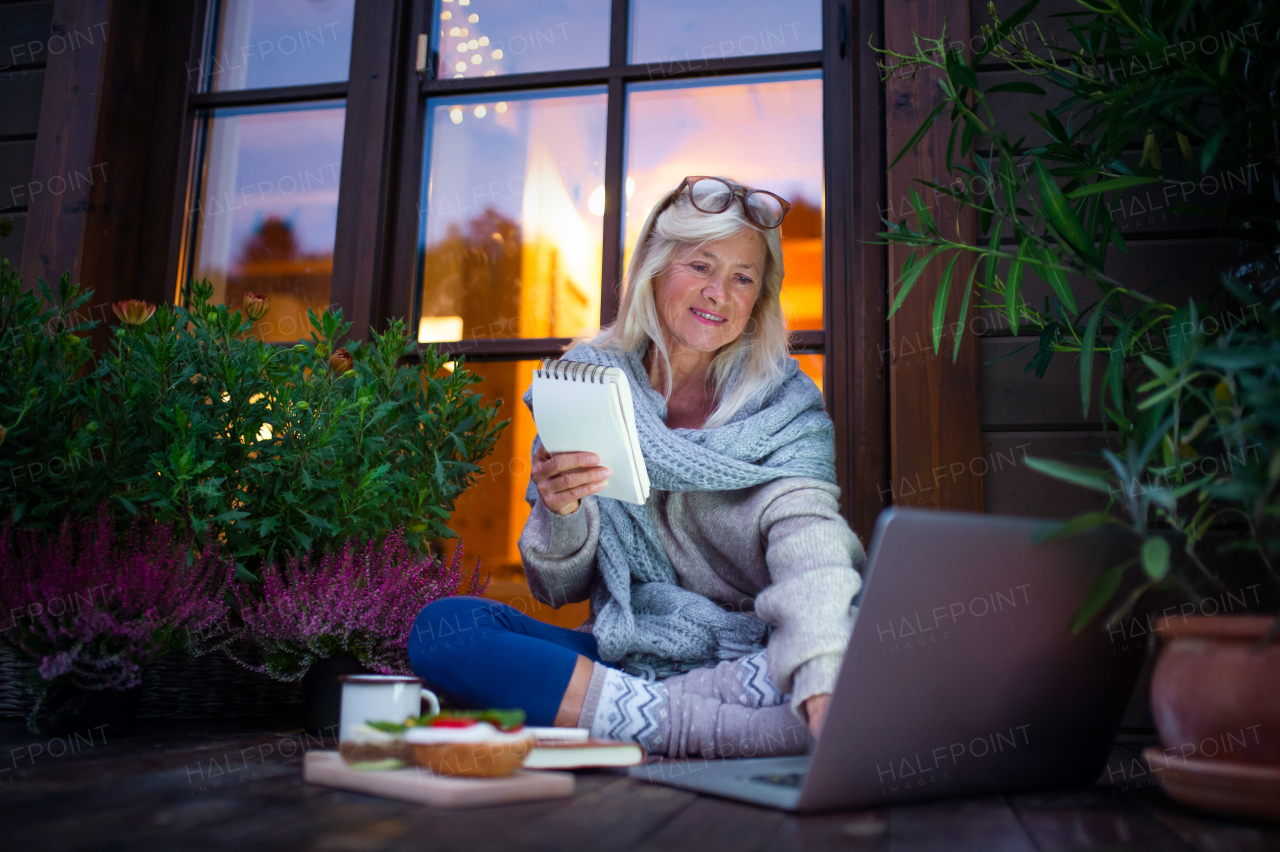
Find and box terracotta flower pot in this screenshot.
[1152,615,1280,765]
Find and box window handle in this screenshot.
[416,33,431,79]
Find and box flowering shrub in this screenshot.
[228,530,488,681]
[0,508,229,691]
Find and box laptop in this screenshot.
[628,507,1145,811]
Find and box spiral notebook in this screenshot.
[530,359,650,505]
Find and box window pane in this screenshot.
[793,352,824,397]
[205,0,355,92]
[417,88,607,343]
[630,0,821,65]
[448,359,591,628]
[187,102,346,342]
[431,0,609,80]
[624,72,824,332]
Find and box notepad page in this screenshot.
[531,368,648,505]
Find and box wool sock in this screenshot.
[579,662,812,759]
[665,650,787,709]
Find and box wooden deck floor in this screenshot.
[1,719,1277,852]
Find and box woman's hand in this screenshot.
[531,444,611,516]
[803,693,831,738]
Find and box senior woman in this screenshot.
[408,176,865,759]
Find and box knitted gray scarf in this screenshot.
[522,341,836,679]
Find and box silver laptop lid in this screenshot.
[798,508,1142,812]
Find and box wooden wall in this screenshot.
[0,0,53,272]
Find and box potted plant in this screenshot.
[876,0,1279,819]
[0,508,229,735]
[0,246,509,719]
[228,530,488,733]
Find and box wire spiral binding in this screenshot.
[537,358,608,384]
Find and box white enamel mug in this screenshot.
[338,674,441,741]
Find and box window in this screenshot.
[412,0,829,616]
[180,0,357,341]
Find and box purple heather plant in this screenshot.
[228,529,488,681]
[0,508,230,691]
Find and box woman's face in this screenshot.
[652,229,767,359]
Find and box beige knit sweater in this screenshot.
[517,478,866,715]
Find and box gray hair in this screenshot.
[574,177,790,429]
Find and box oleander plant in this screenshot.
[876,0,1280,633]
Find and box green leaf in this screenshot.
[1038,246,1078,315]
[932,253,960,353]
[984,81,1047,96]
[1141,537,1171,581]
[889,101,948,170]
[1034,158,1095,264]
[1080,304,1105,417]
[1024,456,1113,493]
[889,246,947,318]
[1072,562,1128,634]
[1064,175,1161,199]
[1035,511,1117,543]
[908,189,939,235]
[1006,239,1029,336]
[953,262,980,362]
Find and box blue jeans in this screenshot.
[406,597,612,726]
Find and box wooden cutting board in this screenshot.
[303,750,575,808]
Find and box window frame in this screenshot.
[158,0,888,533]
[162,0,400,325]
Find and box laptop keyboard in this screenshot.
[748,772,806,788]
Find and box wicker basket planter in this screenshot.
[0,643,301,721]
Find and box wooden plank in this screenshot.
[0,1,54,68]
[329,0,400,342]
[514,775,698,852]
[829,0,889,538]
[1010,787,1200,851]
[0,138,37,207]
[632,792,788,852]
[766,797,1036,852]
[980,336,1105,428]
[0,66,44,136]
[765,809,891,852]
[886,0,985,513]
[981,431,1110,518]
[1132,786,1280,852]
[18,0,109,289]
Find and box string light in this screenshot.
[470,54,482,64]
[440,10,451,19]
[484,70,495,76]
[458,42,469,52]
[454,61,466,72]
[474,105,486,118]
[495,101,507,113]
[467,39,478,49]
[468,13,479,22]
[491,48,503,59]
[449,107,463,123]
[449,26,460,36]
[478,36,489,46]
